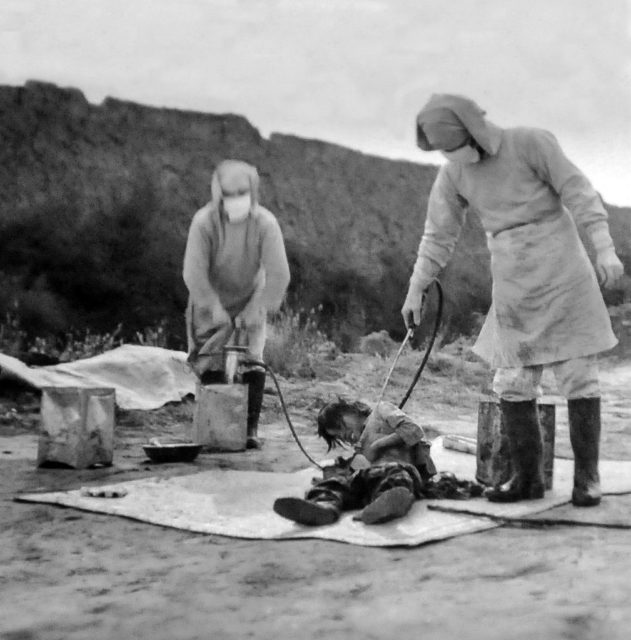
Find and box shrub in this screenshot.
[134,319,169,348]
[56,325,124,362]
[283,240,382,351]
[263,307,329,378]
[0,303,170,363]
[0,169,188,345]
[0,303,27,357]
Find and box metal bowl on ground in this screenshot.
[142,442,203,463]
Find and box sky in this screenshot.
[2,0,631,205]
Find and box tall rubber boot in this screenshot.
[568,397,602,507]
[242,370,265,450]
[485,399,545,502]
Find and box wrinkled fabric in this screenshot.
[420,472,485,500]
[410,123,617,366]
[183,203,289,316]
[306,462,424,509]
[474,210,615,366]
[185,301,266,374]
[300,402,435,515]
[356,401,437,479]
[493,355,600,401]
[0,346,196,410]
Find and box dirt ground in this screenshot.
[2,349,631,640]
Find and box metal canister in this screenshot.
[223,345,249,384]
[476,398,556,490]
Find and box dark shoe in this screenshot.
[485,399,545,503]
[357,487,415,525]
[246,436,262,450]
[569,398,602,507]
[273,497,340,526]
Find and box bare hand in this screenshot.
[363,441,383,463]
[401,287,424,329]
[596,249,624,289]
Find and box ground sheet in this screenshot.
[16,439,631,547]
[0,345,196,410]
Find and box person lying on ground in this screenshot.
[273,398,437,526]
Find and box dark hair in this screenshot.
[470,138,488,160]
[316,398,371,451]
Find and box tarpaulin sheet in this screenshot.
[0,345,197,410]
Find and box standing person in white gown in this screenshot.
[402,94,624,506]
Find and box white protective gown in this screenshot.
[183,202,290,373]
[411,124,617,368]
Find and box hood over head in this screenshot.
[416,94,502,155]
[210,160,260,208]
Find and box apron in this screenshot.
[473,211,617,367]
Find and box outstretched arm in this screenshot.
[402,167,467,327]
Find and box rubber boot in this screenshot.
[568,397,602,507]
[485,399,545,502]
[242,370,265,449]
[273,497,340,526]
[357,487,415,525]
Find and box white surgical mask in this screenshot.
[441,145,480,164]
[223,193,251,223]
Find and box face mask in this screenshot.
[441,145,481,164]
[223,193,251,223]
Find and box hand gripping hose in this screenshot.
[398,279,443,409]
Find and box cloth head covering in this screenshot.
[210,160,260,208]
[419,107,469,151]
[416,94,501,155]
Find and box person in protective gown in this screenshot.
[183,160,290,449]
[402,94,624,506]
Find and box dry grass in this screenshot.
[263,308,332,378]
[0,307,168,363]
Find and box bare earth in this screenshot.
[2,349,631,640]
